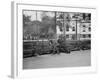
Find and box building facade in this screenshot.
[56,12,91,40]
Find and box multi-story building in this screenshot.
[56,12,91,40]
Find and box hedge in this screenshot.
[23,40,91,58]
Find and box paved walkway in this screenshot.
[23,50,91,69]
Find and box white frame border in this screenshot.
[11,1,97,78]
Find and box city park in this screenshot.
[23,11,91,58]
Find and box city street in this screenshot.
[23,50,91,69]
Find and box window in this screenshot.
[59,26,63,32]
[83,25,86,28]
[66,13,71,21]
[88,34,91,38]
[57,12,64,19]
[88,27,91,32]
[66,35,69,38]
[66,26,69,31]
[83,29,86,32]
[72,27,75,31]
[83,35,86,38]
[57,22,63,32]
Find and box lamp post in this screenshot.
[73,13,82,40]
[74,14,78,40]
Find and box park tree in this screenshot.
[41,12,56,39]
[23,14,31,27]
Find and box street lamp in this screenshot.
[73,13,82,40]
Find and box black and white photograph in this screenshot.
[23,10,91,69]
[10,2,97,78]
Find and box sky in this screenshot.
[23,10,55,21]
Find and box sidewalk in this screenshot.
[23,50,91,69]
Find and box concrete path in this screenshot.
[23,50,91,69]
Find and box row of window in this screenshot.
[66,27,75,31]
[59,26,91,32]
[56,13,91,21]
[82,34,91,38]
[81,27,91,32]
[64,34,91,39]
